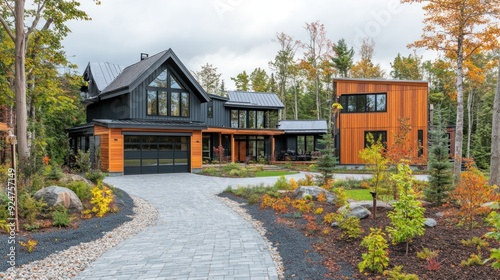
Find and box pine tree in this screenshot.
[425,108,454,205]
[316,130,337,186]
[332,38,354,77]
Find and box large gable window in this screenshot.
[147,68,190,117]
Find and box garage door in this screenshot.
[124,135,190,175]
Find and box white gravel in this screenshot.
[0,195,158,280]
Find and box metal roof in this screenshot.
[95,49,210,103]
[93,119,207,130]
[333,77,429,85]
[85,62,124,92]
[226,91,284,109]
[278,120,328,134]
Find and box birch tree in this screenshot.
[491,56,500,186]
[402,0,500,179]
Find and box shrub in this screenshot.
[450,166,500,229]
[202,167,217,176]
[291,199,313,213]
[386,164,425,256]
[19,192,47,225]
[461,253,484,267]
[19,238,38,253]
[416,247,439,261]
[333,212,363,240]
[331,187,348,207]
[323,213,336,224]
[273,176,290,190]
[359,228,389,273]
[260,194,275,209]
[66,181,93,201]
[76,149,92,173]
[85,169,107,184]
[46,162,63,181]
[317,192,327,202]
[90,182,115,217]
[52,206,70,227]
[485,210,500,269]
[383,265,419,280]
[314,207,324,215]
[297,173,315,186]
[288,178,299,190]
[271,198,289,214]
[247,194,260,205]
[461,236,489,250]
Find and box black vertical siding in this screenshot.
[86,94,130,122]
[201,98,229,127]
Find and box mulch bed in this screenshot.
[223,192,500,279]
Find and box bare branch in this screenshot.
[0,15,15,41]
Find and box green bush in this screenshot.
[383,266,419,280]
[76,149,92,173]
[202,167,218,176]
[46,163,63,181]
[334,212,363,240]
[19,193,47,225]
[66,181,93,201]
[52,206,70,227]
[273,176,291,190]
[223,162,241,172]
[359,228,390,273]
[85,169,107,184]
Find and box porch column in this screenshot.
[218,133,222,147]
[230,134,235,163]
[271,135,275,162]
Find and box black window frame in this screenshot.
[340,93,387,113]
[364,131,387,148]
[146,68,190,117]
[230,109,272,129]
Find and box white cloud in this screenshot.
[63,0,430,90]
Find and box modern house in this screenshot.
[67,49,429,175]
[334,78,428,165]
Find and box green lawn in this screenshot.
[345,189,373,201]
[254,170,300,177]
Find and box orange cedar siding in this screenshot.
[191,130,202,170]
[108,128,124,172]
[335,80,428,165]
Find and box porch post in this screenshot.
[271,135,275,162]
[230,134,235,163]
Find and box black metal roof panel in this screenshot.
[93,119,207,130]
[278,120,328,134]
[226,91,284,109]
[84,62,124,92]
[98,49,210,103]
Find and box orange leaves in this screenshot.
[450,165,500,229]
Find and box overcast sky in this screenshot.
[62,0,431,90]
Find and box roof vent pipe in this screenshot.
[140,53,149,61]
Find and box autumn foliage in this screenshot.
[450,164,500,229]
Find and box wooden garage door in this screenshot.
[124,135,190,175]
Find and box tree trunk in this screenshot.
[293,77,298,120]
[490,56,500,187]
[14,0,30,165]
[466,90,474,158]
[454,44,465,180]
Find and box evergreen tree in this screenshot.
[316,130,337,186]
[332,38,354,77]
[425,108,454,205]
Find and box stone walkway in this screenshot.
[75,173,306,280]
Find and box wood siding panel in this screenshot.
[108,128,124,172]
[100,134,109,171]
[335,80,428,165]
[191,130,202,170]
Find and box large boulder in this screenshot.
[345,206,371,219]
[294,186,337,204]
[34,186,83,213]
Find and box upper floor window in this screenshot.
[230,109,272,129]
[147,69,190,117]
[340,93,386,113]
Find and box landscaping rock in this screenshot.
[337,200,392,214]
[34,186,83,213]
[345,206,371,219]
[331,221,339,228]
[481,202,499,209]
[435,212,444,217]
[424,218,437,228]
[294,186,337,204]
[59,173,93,186]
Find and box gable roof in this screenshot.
[95,49,210,103]
[225,91,284,109]
[84,62,124,92]
[278,120,328,134]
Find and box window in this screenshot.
[231,110,239,128]
[256,111,264,128]
[146,68,190,117]
[207,101,213,118]
[364,131,387,147]
[248,111,256,129]
[340,93,387,113]
[239,110,247,128]
[418,130,424,157]
[297,135,315,154]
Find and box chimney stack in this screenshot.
[140,53,149,61]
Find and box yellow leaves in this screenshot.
[90,184,115,218]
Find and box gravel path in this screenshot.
[0,193,158,280]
